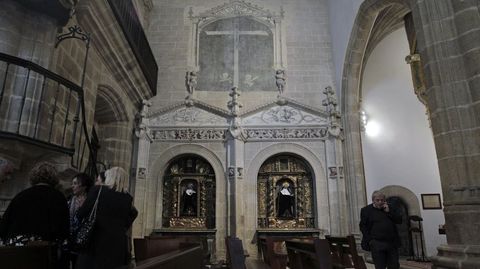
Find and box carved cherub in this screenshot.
[186,71,197,95]
[275,69,286,95]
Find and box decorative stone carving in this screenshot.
[275,69,286,96]
[245,127,328,140]
[195,0,282,22]
[322,86,342,138]
[150,107,227,126]
[152,129,226,141]
[135,99,152,141]
[243,105,327,126]
[228,87,243,117]
[186,70,198,96]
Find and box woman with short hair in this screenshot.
[0,162,69,245]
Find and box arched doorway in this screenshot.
[257,154,315,229]
[162,155,216,229]
[386,196,412,256]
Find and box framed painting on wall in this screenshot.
[421,193,442,209]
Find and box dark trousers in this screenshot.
[370,240,400,269]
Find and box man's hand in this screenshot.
[383,203,390,212]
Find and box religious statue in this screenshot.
[181,182,198,216]
[186,71,198,95]
[276,181,295,218]
[275,69,286,95]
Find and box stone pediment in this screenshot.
[241,98,328,126]
[149,100,229,127]
[194,0,282,21]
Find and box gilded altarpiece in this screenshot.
[162,156,216,229]
[257,155,315,229]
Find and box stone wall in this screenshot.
[148,0,335,112]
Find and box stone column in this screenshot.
[323,86,348,235]
[410,1,480,268]
[226,88,246,238]
[132,100,153,238]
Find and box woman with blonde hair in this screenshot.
[76,167,137,269]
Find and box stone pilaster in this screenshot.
[132,100,153,238]
[323,86,348,235]
[225,87,246,238]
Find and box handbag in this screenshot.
[74,186,102,249]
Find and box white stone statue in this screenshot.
[275,69,286,95]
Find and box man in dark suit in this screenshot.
[360,191,402,269]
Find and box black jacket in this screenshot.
[0,184,69,243]
[359,204,402,251]
[76,186,137,269]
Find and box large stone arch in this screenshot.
[245,143,330,237]
[145,144,227,257]
[94,85,132,169]
[341,0,412,233]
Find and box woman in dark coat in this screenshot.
[0,162,69,245]
[76,167,137,269]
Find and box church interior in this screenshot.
[0,0,479,268]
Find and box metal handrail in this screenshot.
[0,52,95,173]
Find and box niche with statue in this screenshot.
[257,155,315,229]
[162,155,215,229]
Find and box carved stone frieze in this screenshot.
[194,0,282,22]
[152,129,226,141]
[243,105,327,126]
[150,107,228,127]
[245,127,328,140]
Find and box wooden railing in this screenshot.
[0,52,96,175]
[107,0,158,95]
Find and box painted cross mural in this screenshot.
[198,17,275,91]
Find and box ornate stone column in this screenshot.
[323,86,348,235]
[409,1,480,268]
[132,100,153,238]
[225,87,246,238]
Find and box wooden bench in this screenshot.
[325,235,367,269]
[134,236,204,262]
[0,243,56,269]
[225,236,247,269]
[285,238,334,269]
[257,236,290,269]
[117,245,204,269]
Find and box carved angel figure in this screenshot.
[186,71,197,95]
[275,69,286,95]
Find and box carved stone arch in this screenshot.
[146,144,227,256]
[341,0,413,233]
[94,85,132,169]
[95,84,129,123]
[245,143,329,232]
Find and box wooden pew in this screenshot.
[225,236,247,269]
[325,235,367,269]
[117,245,204,269]
[0,243,56,269]
[134,236,204,262]
[257,236,289,269]
[285,238,334,269]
